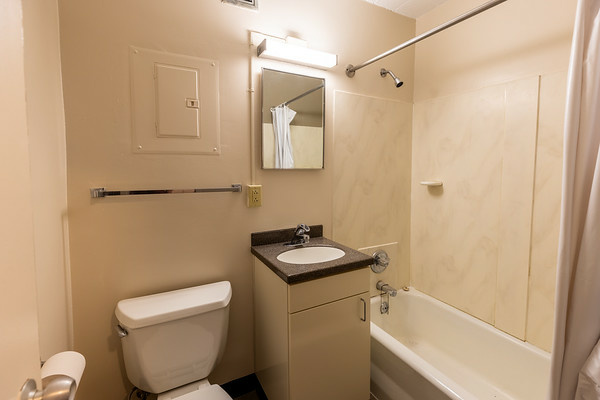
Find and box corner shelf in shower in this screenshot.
[420,181,443,187]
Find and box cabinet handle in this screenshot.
[360,298,367,322]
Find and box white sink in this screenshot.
[276,246,346,264]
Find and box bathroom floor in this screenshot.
[222,374,268,400]
[230,388,378,399]
[223,374,378,399]
[232,391,265,400]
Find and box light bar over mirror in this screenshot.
[257,38,338,70]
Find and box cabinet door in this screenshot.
[289,293,370,400]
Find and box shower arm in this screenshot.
[345,0,509,77]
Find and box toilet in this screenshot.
[115,281,233,400]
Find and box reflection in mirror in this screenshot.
[261,69,325,169]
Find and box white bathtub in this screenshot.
[369,288,550,400]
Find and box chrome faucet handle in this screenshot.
[295,224,310,234]
[288,224,311,246]
[371,250,390,273]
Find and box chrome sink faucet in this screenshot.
[376,281,398,297]
[288,224,310,246]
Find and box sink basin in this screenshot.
[277,246,346,264]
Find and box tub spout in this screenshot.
[376,280,398,297]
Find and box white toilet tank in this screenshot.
[115,281,232,394]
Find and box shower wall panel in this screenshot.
[333,91,413,295]
[411,73,566,351]
[527,71,567,351]
[411,84,506,325]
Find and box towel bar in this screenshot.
[90,184,242,198]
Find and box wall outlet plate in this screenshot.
[247,184,262,207]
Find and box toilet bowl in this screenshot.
[115,281,233,400]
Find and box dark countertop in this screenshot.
[251,226,374,284]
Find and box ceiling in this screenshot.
[362,0,449,19]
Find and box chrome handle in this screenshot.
[19,376,76,400]
[19,379,37,400]
[296,224,310,233]
[115,324,128,338]
[371,250,390,273]
[360,298,367,322]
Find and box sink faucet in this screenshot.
[289,224,310,246]
[376,281,398,297]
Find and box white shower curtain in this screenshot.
[549,0,600,399]
[271,105,296,169]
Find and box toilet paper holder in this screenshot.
[19,375,77,400]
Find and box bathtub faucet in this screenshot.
[376,281,398,297]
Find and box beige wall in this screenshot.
[0,0,43,396]
[58,0,414,398]
[412,0,575,351]
[414,0,575,102]
[22,0,72,361]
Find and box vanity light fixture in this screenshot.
[221,0,257,9]
[257,38,338,70]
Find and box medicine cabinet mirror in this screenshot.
[261,69,325,169]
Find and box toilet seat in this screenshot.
[172,384,232,400]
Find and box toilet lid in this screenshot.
[174,385,232,400]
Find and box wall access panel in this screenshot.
[130,46,220,154]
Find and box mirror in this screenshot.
[261,69,325,169]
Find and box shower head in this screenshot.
[380,68,404,88]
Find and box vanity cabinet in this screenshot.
[253,258,370,400]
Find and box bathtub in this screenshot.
[369,288,550,400]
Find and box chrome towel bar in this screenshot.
[90,184,242,198]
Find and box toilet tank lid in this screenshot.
[115,281,232,329]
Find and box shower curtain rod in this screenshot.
[277,83,324,108]
[345,0,509,77]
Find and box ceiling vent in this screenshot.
[222,0,257,10]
